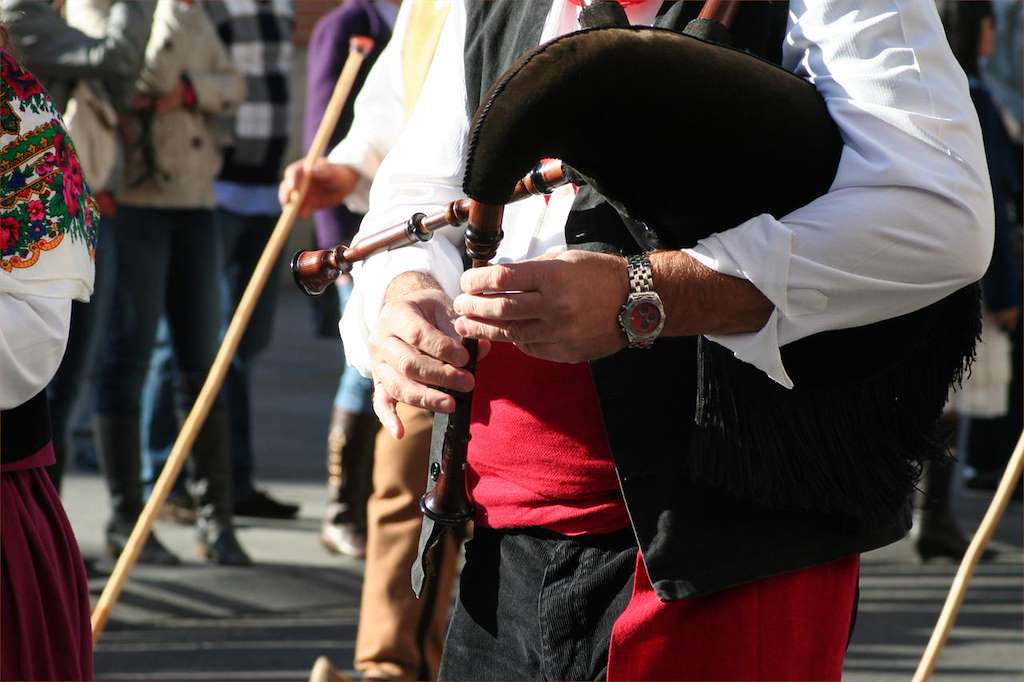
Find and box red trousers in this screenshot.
[608,553,859,681]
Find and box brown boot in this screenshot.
[322,408,378,558]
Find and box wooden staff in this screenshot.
[913,429,1024,682]
[90,35,376,646]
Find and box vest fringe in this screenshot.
[688,284,982,525]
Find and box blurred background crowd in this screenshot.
[0,0,1020,680]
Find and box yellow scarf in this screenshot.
[401,0,450,118]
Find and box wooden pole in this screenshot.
[90,35,375,646]
[913,430,1024,682]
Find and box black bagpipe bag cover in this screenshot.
[462,26,981,523]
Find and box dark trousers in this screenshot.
[138,208,280,498]
[218,208,282,497]
[46,230,115,490]
[440,526,636,681]
[96,205,224,416]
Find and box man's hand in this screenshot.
[452,249,774,363]
[369,272,490,438]
[452,250,629,363]
[278,159,359,218]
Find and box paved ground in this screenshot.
[60,287,1023,681]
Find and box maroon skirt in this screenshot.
[1,445,93,681]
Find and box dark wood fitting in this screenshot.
[291,247,342,297]
[465,202,505,265]
[291,160,569,297]
[698,0,740,27]
[419,337,479,526]
[512,158,566,198]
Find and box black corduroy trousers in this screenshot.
[439,525,637,681]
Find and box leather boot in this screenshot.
[95,415,179,565]
[913,460,997,562]
[322,408,378,557]
[190,410,251,566]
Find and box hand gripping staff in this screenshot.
[89,36,375,645]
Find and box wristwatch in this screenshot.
[617,253,665,349]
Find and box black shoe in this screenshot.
[83,556,108,580]
[105,520,181,566]
[197,522,252,566]
[964,468,1001,492]
[233,489,300,520]
[913,511,998,563]
[964,469,1023,503]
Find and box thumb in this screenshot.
[279,163,303,207]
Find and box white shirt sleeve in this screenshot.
[340,0,469,376]
[688,0,994,388]
[0,294,71,409]
[327,0,415,215]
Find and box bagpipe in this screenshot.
[292,0,979,555]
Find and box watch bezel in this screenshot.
[618,291,665,347]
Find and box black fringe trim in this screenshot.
[688,284,982,526]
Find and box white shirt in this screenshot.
[0,295,71,410]
[340,0,993,388]
[327,0,416,214]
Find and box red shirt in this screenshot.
[467,342,629,535]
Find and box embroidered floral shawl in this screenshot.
[0,50,96,301]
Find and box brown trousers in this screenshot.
[355,404,459,681]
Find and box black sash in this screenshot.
[1,391,52,464]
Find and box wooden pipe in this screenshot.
[419,198,505,526]
[291,158,568,296]
[418,338,478,526]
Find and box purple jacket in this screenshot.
[305,0,393,247]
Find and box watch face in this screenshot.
[629,300,662,335]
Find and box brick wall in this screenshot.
[294,0,343,46]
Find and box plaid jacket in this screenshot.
[203,0,294,185]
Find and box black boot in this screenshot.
[914,460,997,562]
[95,415,179,565]
[105,517,181,566]
[321,408,378,558]
[190,410,251,566]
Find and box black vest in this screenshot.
[462,1,910,600]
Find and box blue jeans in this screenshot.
[335,279,374,415]
[96,206,224,417]
[139,320,184,497]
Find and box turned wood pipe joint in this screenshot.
[465,202,504,265]
[291,246,347,297]
[514,159,567,197]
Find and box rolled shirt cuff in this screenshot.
[684,213,807,389]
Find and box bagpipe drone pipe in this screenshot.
[450,3,982,530]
